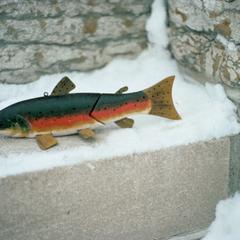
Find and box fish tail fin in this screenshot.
[143,76,181,120]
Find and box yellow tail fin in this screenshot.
[144,76,181,120]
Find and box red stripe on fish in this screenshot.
[91,99,151,122]
[29,113,95,132]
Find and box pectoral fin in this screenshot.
[79,128,95,139]
[115,118,134,128]
[16,115,30,133]
[115,86,128,94]
[36,134,58,150]
[51,76,76,96]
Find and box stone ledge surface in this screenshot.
[0,138,229,240]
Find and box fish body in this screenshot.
[0,93,99,137]
[0,91,150,137]
[0,76,181,149]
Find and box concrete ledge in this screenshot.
[168,229,207,240]
[0,138,229,240]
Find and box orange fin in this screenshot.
[144,76,181,120]
[79,128,95,139]
[36,134,58,150]
[115,117,134,128]
[51,76,76,96]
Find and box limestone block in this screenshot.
[0,138,229,240]
[0,0,152,83]
[0,16,146,45]
[0,0,149,19]
[167,0,240,102]
[0,38,145,83]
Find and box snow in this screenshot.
[0,0,239,177]
[202,193,240,240]
[146,0,168,48]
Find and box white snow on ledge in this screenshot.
[0,0,239,177]
[202,193,240,240]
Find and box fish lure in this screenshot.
[0,76,181,150]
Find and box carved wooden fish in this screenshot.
[0,76,181,150]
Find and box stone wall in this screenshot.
[167,0,240,193]
[167,0,240,113]
[0,0,152,84]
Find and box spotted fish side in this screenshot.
[28,94,102,136]
[91,91,152,123]
[0,93,101,137]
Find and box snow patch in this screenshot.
[146,0,168,48]
[202,193,240,240]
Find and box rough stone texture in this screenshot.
[229,134,240,195]
[167,0,240,105]
[167,0,240,193]
[0,0,152,84]
[0,138,229,240]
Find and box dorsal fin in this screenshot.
[51,76,76,96]
[115,86,128,94]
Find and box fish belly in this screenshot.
[28,113,102,137]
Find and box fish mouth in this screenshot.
[0,128,25,138]
[0,129,11,137]
[0,122,4,130]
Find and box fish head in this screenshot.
[0,109,13,136]
[0,107,30,137]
